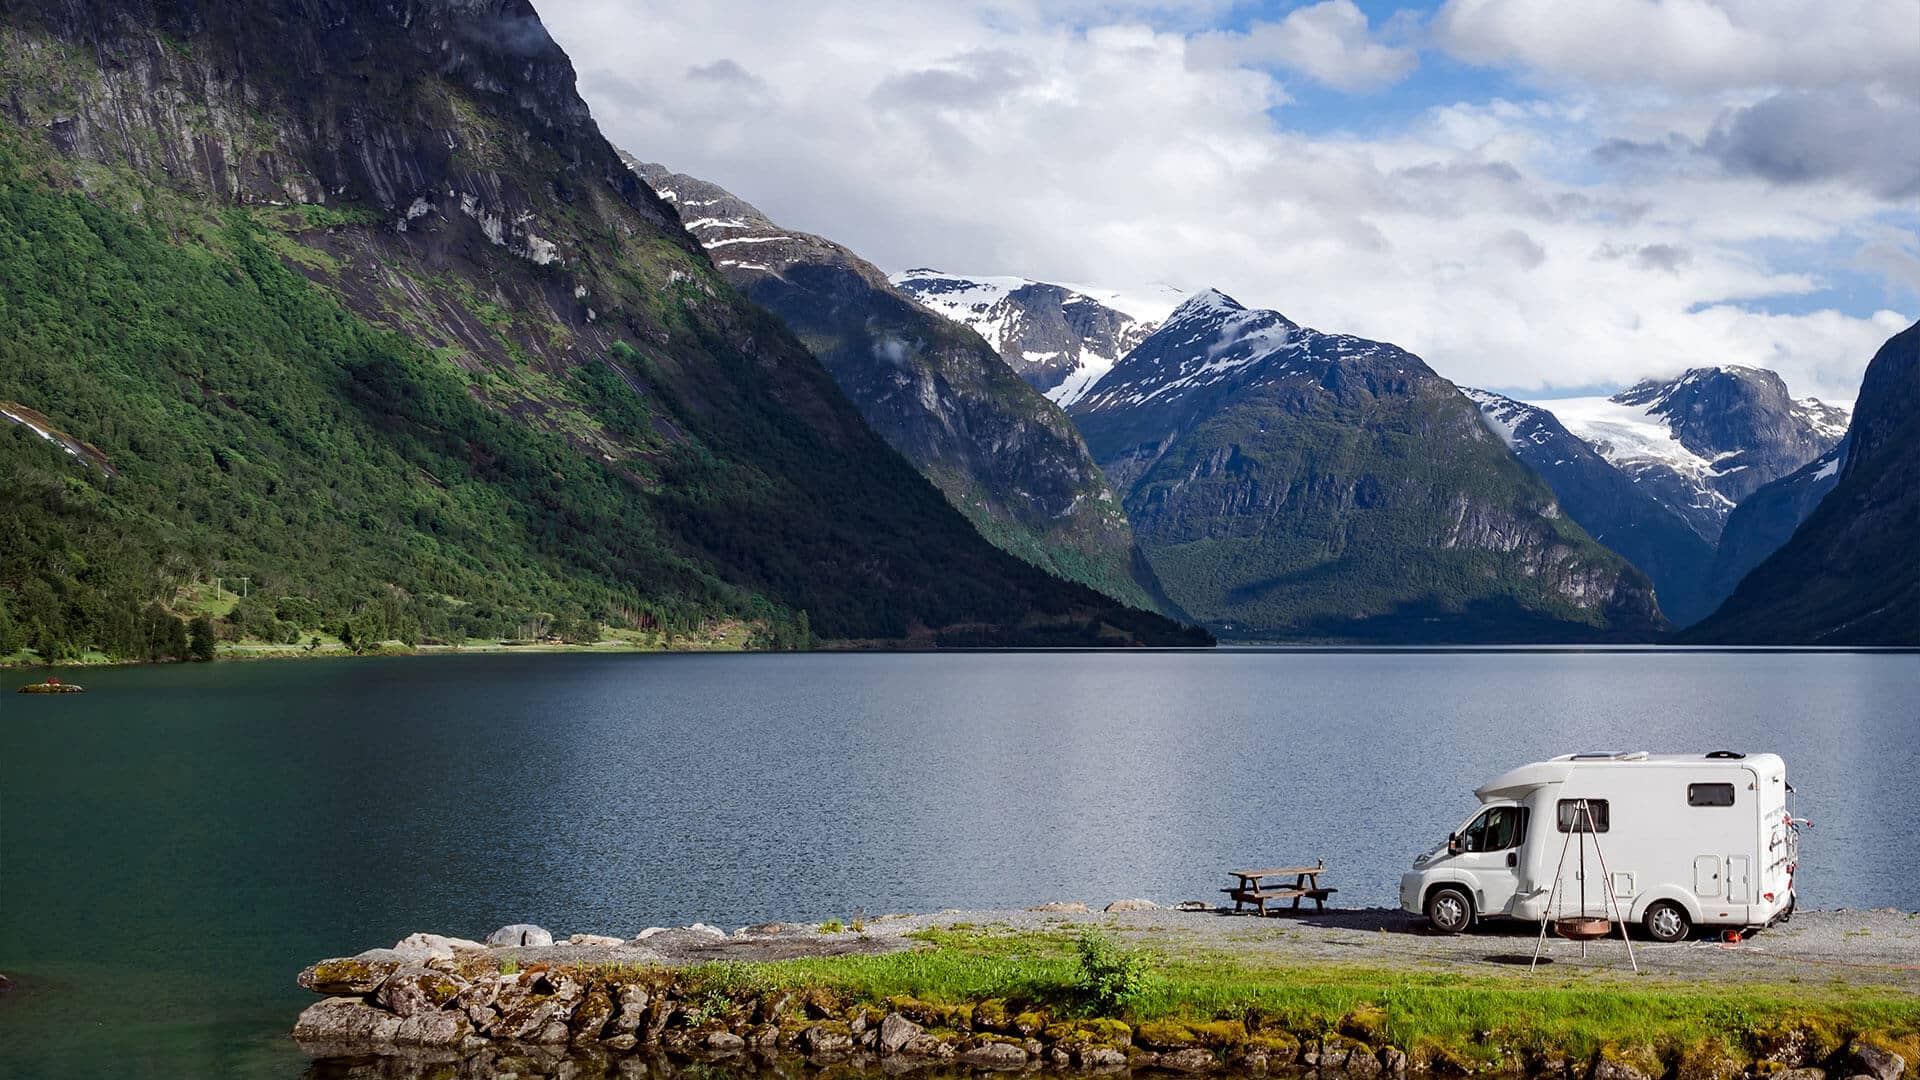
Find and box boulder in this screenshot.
[1593,1059,1655,1080]
[1773,1071,1827,1080]
[1175,901,1212,912]
[802,1023,855,1056]
[292,997,404,1044]
[611,985,650,1032]
[394,1010,473,1047]
[959,1041,1030,1069]
[705,1031,746,1053]
[900,1032,950,1057]
[603,1033,639,1052]
[1848,1044,1907,1080]
[1027,901,1090,913]
[879,1013,925,1055]
[492,996,567,1041]
[485,923,553,948]
[1081,1046,1129,1069]
[567,934,626,947]
[570,988,614,1042]
[1161,1047,1220,1073]
[391,932,485,962]
[297,950,405,995]
[1105,898,1160,912]
[375,966,465,1018]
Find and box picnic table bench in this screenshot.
[1222,861,1337,915]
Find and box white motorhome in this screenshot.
[1399,751,1799,942]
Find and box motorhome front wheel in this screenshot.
[1642,900,1692,943]
[1425,886,1473,933]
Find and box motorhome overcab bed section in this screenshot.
[1400,751,1798,942]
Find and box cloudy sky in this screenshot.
[539,0,1919,402]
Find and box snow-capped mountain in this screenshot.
[891,269,1177,407]
[1463,388,1719,625]
[1067,289,1663,641]
[1532,367,1849,544]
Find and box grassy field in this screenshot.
[683,925,1920,1070]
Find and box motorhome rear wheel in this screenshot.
[1642,900,1692,943]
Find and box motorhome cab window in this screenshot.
[1461,806,1527,851]
[1555,799,1609,832]
[1687,783,1736,807]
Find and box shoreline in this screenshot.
[290,905,1919,1080]
[11,641,1919,672]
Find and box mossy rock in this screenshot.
[972,999,1009,1031]
[1674,1039,1744,1080]
[1189,1019,1249,1048]
[1340,1004,1388,1044]
[1249,1033,1301,1063]
[1412,1041,1476,1078]
[1750,1018,1845,1067]
[1593,1043,1662,1080]
[1044,1018,1132,1049]
[886,995,944,1026]
[1011,1010,1049,1038]
[298,956,400,995]
[1136,1020,1200,1049]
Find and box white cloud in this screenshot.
[1433,0,1920,96]
[537,0,1917,404]
[1190,0,1418,92]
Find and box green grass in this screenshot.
[670,927,1919,1065]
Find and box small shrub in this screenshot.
[819,919,844,934]
[1073,928,1158,1015]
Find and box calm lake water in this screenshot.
[1,649,1916,1077]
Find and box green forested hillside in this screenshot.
[0,0,1203,661]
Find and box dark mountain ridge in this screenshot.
[0,0,1203,656]
[1685,322,1920,645]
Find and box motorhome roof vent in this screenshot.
[1620,751,1650,761]
[1706,750,1747,759]
[1569,750,1651,761]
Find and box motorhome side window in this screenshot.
[1687,783,1736,807]
[1461,806,1527,851]
[1555,799,1609,832]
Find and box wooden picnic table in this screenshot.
[1222,861,1337,915]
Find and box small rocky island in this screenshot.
[294,908,1916,1080]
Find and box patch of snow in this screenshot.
[701,235,797,249]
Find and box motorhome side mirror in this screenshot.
[1447,834,1461,854]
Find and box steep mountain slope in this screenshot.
[622,162,1158,610]
[1537,369,1848,544]
[1069,290,1665,641]
[1463,389,1720,626]
[892,270,1169,406]
[1686,322,1920,645]
[1703,437,1848,608]
[0,0,1203,658]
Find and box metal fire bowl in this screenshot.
[1554,917,1614,941]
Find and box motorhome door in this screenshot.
[1452,804,1528,917]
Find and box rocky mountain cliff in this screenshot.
[1537,368,1848,545]
[1068,290,1665,641]
[622,161,1159,611]
[1463,389,1721,626]
[1686,322,1920,645]
[892,270,1165,407]
[0,0,1202,655]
